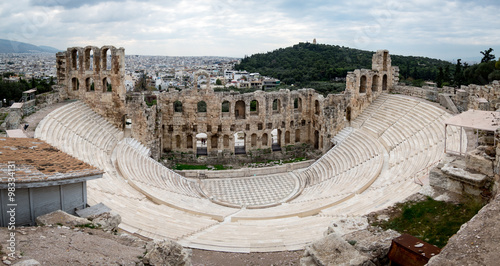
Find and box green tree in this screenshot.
[480,48,495,63]
[453,59,464,86]
[215,78,222,85]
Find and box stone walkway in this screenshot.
[201,174,298,207]
[18,100,73,138]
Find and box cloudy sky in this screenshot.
[1,0,499,61]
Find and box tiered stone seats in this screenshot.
[33,94,466,253]
[114,139,236,220]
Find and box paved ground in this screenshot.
[201,174,297,206]
[18,101,73,138]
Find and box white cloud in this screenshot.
[0,0,498,60]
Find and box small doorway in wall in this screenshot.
[271,129,282,151]
[234,131,246,154]
[196,133,207,156]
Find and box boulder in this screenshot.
[301,233,371,266]
[88,211,122,231]
[143,239,192,266]
[35,210,91,227]
[343,228,400,265]
[5,112,21,130]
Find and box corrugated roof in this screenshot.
[0,138,103,183]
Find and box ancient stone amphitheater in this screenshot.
[34,92,465,252]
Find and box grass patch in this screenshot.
[75,223,100,229]
[373,196,484,248]
[174,164,227,170]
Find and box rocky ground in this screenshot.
[0,226,302,265]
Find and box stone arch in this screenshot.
[315,100,320,115]
[251,133,257,147]
[295,129,300,142]
[262,133,268,146]
[84,47,93,71]
[196,133,207,156]
[193,70,211,90]
[285,130,290,144]
[235,100,245,119]
[234,131,246,154]
[294,97,302,111]
[314,130,319,149]
[85,77,94,91]
[372,75,379,92]
[382,74,388,91]
[174,101,183,112]
[383,51,388,71]
[71,77,79,91]
[175,135,181,148]
[71,48,78,70]
[272,99,281,113]
[250,100,259,115]
[211,134,218,149]
[101,47,111,70]
[360,75,367,93]
[186,135,193,149]
[223,135,230,148]
[221,101,230,113]
[271,129,281,151]
[197,101,207,112]
[102,77,112,92]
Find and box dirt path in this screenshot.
[18,101,73,138]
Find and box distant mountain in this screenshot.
[0,39,60,53]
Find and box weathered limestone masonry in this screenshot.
[345,49,399,122]
[56,47,398,161]
[56,46,127,129]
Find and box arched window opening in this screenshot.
[251,133,257,147]
[221,101,230,113]
[295,129,300,142]
[197,101,207,113]
[102,77,112,92]
[71,77,79,91]
[85,77,94,91]
[262,133,268,146]
[71,49,78,70]
[285,131,290,144]
[382,74,388,91]
[314,100,320,115]
[211,135,218,149]
[360,75,367,93]
[294,97,302,111]
[235,100,245,119]
[250,100,259,115]
[174,101,183,112]
[186,135,193,149]
[175,135,181,148]
[272,99,280,113]
[372,75,379,92]
[223,135,229,148]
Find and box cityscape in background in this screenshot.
[0,52,282,93]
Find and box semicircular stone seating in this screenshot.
[34,94,466,253]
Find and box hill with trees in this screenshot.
[235,42,453,90]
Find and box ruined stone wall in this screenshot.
[56,46,127,129]
[345,50,399,122]
[156,87,338,156]
[55,46,401,162]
